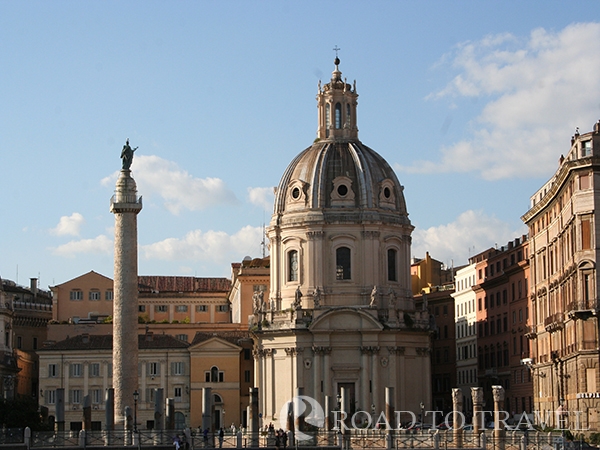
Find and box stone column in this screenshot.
[56,388,65,432]
[471,387,484,435]
[323,347,331,398]
[105,388,114,431]
[249,388,260,447]
[385,387,395,449]
[110,166,143,427]
[154,388,164,430]
[294,387,305,436]
[313,347,322,406]
[202,387,212,433]
[371,347,380,411]
[452,388,463,448]
[492,385,506,450]
[82,395,92,431]
[165,398,174,430]
[360,347,370,411]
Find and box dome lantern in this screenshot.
[317,58,359,141]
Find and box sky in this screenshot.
[1,1,600,288]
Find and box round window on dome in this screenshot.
[291,187,301,200]
[384,187,391,198]
[337,184,348,196]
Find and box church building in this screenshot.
[252,58,432,423]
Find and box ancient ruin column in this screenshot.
[294,387,305,436]
[249,388,259,447]
[492,385,506,450]
[452,388,463,448]
[154,388,164,431]
[385,387,395,449]
[471,387,483,435]
[110,159,142,427]
[202,387,212,433]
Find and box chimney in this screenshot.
[30,278,38,295]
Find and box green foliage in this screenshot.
[103,316,113,324]
[0,397,52,431]
[159,319,169,324]
[138,314,150,323]
[589,433,600,445]
[182,316,190,324]
[171,320,180,324]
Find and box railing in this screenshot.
[9,427,572,449]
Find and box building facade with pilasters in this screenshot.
[253,58,431,424]
[522,120,600,429]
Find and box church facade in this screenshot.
[252,58,432,424]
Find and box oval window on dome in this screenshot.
[291,187,301,200]
[337,184,348,196]
[384,187,391,198]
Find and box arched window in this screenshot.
[336,247,351,280]
[206,366,224,382]
[288,250,299,282]
[335,103,342,129]
[387,249,397,281]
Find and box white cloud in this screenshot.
[50,235,113,257]
[399,22,600,180]
[50,213,85,236]
[102,155,238,214]
[248,186,275,211]
[411,210,526,266]
[141,225,265,265]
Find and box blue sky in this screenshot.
[1,1,600,288]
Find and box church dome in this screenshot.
[273,59,409,226]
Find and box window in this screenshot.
[70,363,82,377]
[70,290,83,301]
[175,305,188,313]
[105,290,113,301]
[71,389,82,404]
[146,388,155,403]
[205,366,224,382]
[155,305,167,313]
[48,364,58,378]
[326,104,330,137]
[288,250,299,282]
[138,305,146,312]
[176,334,188,342]
[582,216,592,250]
[244,370,251,383]
[244,348,251,360]
[45,390,56,405]
[174,387,182,402]
[148,362,160,377]
[217,304,229,312]
[336,247,351,280]
[253,284,267,292]
[33,337,38,350]
[91,389,102,404]
[89,290,101,301]
[387,249,397,281]
[335,102,342,129]
[89,363,100,377]
[16,336,22,349]
[196,305,207,312]
[582,140,592,157]
[171,362,185,376]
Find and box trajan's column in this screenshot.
[110,139,142,427]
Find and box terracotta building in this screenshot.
[522,120,600,429]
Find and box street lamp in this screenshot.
[133,390,139,433]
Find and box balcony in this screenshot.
[544,312,564,332]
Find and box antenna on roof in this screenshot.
[260,222,267,258]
